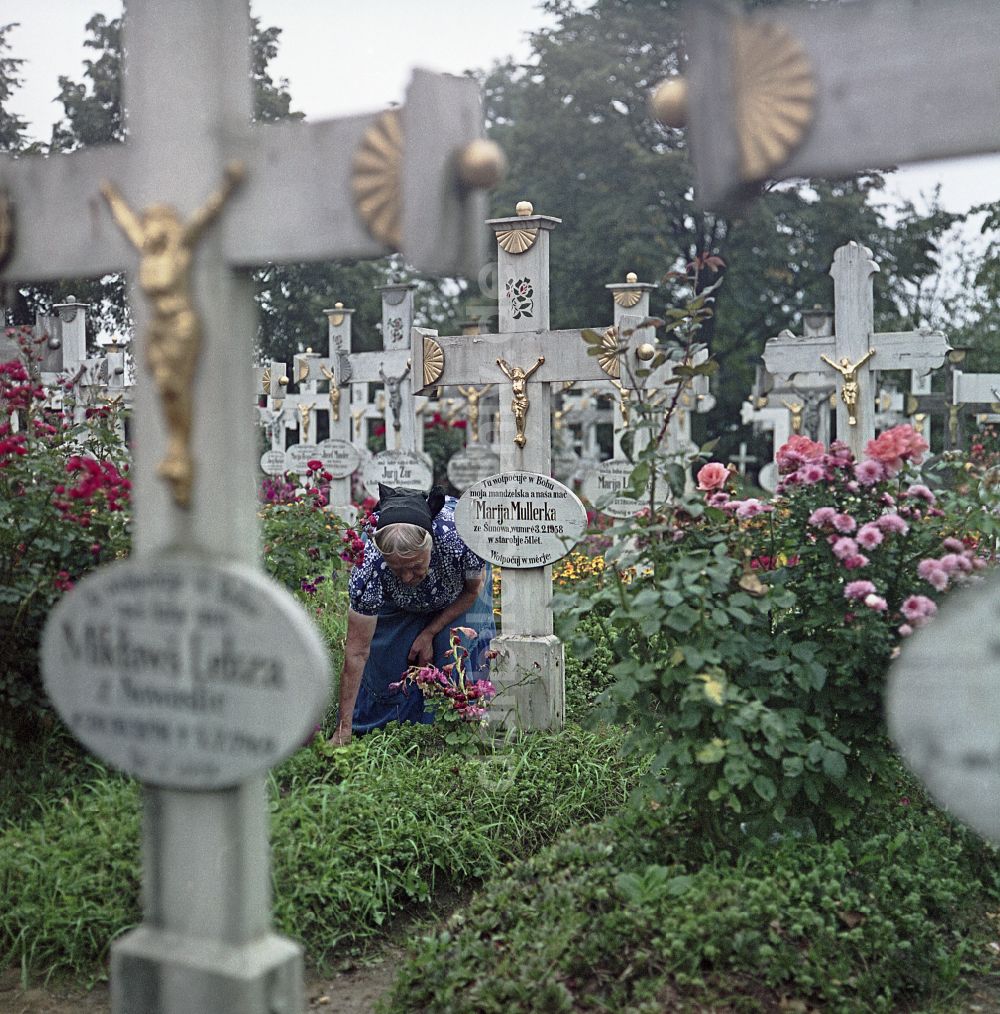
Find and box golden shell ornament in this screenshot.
[732,18,816,181]
[613,289,642,308]
[496,224,539,255]
[596,326,622,380]
[352,110,403,249]
[422,336,445,387]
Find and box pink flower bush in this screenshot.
[776,434,825,474]
[844,580,877,600]
[865,424,929,476]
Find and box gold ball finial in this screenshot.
[636,343,657,362]
[650,77,688,128]
[626,272,638,284]
[515,200,534,217]
[456,138,508,190]
[335,301,343,309]
[279,375,289,387]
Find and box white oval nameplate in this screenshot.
[887,570,1000,843]
[284,443,321,474]
[317,438,362,479]
[447,445,501,493]
[455,471,587,569]
[259,450,287,476]
[580,458,645,518]
[40,558,331,790]
[363,450,433,498]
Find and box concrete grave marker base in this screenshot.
[112,926,302,1014]
[489,633,565,731]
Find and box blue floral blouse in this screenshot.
[348,498,485,617]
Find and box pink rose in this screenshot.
[696,462,730,492]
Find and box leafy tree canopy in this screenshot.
[481,0,967,450]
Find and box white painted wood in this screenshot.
[4,4,493,1011]
[683,0,1000,209]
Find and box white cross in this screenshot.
[3,4,498,1009]
[413,202,652,729]
[762,242,949,460]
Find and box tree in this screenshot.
[0,22,29,153]
[480,0,964,456]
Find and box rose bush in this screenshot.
[557,426,998,842]
[0,334,132,749]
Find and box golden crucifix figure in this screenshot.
[609,377,631,428]
[100,161,245,507]
[458,384,492,444]
[781,398,804,434]
[298,401,314,443]
[497,356,544,448]
[320,365,341,423]
[819,348,876,426]
[351,406,365,442]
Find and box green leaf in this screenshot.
[753,775,777,802]
[822,750,848,780]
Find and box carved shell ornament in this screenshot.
[596,326,622,380]
[496,225,539,255]
[613,289,642,308]
[422,336,445,387]
[352,110,402,249]
[732,18,816,182]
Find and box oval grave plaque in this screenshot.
[887,570,1000,843]
[284,443,321,474]
[259,449,287,476]
[40,558,330,790]
[447,445,501,493]
[580,458,645,518]
[317,438,362,479]
[455,471,587,569]
[362,449,433,497]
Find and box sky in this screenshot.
[3,0,998,220]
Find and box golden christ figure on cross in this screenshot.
[497,356,544,448]
[820,348,876,426]
[100,161,246,507]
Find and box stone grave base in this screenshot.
[111,927,302,1014]
[490,633,565,731]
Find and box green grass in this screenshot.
[381,775,1000,1013]
[0,720,640,981]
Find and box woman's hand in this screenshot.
[330,722,352,747]
[408,628,435,666]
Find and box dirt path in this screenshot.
[0,947,406,1014]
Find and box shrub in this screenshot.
[0,337,131,749]
[557,428,999,842]
[384,782,1000,1013]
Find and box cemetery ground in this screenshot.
[7,378,1000,1010]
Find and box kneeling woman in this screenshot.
[331,484,495,745]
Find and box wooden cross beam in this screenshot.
[655,0,1000,209]
[762,242,949,460]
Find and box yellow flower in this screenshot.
[698,672,726,706]
[695,737,727,763]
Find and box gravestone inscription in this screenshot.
[455,471,587,569]
[42,558,329,790]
